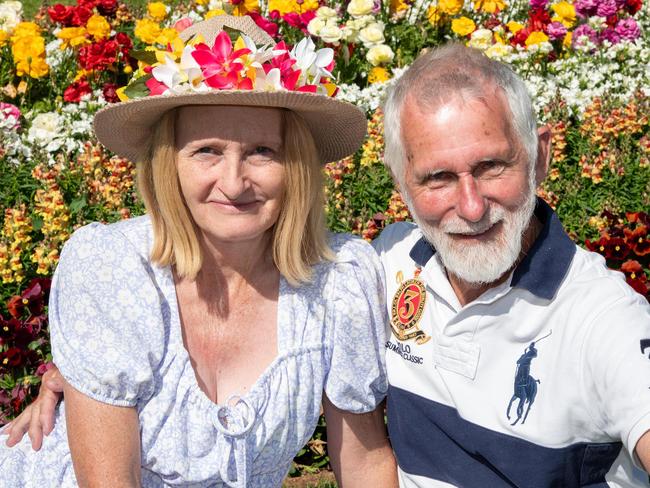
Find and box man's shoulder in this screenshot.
[373,221,421,256]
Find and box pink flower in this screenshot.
[574,0,598,16]
[248,12,279,38]
[174,17,193,33]
[615,17,640,40]
[545,21,568,40]
[191,31,251,89]
[0,103,21,130]
[596,0,617,17]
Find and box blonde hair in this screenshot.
[136,108,333,286]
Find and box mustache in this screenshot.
[439,205,506,235]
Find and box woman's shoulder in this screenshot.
[63,215,153,260]
[327,232,379,265]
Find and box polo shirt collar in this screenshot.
[408,198,576,300]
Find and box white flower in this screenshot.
[291,37,334,82]
[358,22,385,48]
[347,0,374,17]
[28,112,63,146]
[0,1,22,34]
[484,43,513,58]
[468,29,493,51]
[307,17,326,36]
[316,6,338,20]
[366,44,394,66]
[254,68,284,91]
[319,22,343,44]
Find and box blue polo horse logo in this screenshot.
[506,330,552,426]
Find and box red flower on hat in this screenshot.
[192,32,252,89]
[248,12,279,38]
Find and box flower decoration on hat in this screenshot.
[118,26,337,101]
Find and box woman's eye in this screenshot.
[253,146,274,156]
[196,147,217,155]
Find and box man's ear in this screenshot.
[535,125,552,186]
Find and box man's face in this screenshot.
[401,93,538,285]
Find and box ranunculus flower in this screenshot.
[625,0,642,13]
[28,112,62,146]
[596,0,617,17]
[551,1,576,27]
[86,14,110,41]
[438,0,464,15]
[147,2,168,22]
[134,18,162,44]
[366,43,394,66]
[475,0,506,12]
[96,0,118,17]
[525,30,549,46]
[468,28,493,50]
[56,26,90,49]
[614,17,640,41]
[545,21,567,40]
[63,79,92,102]
[78,39,119,71]
[451,16,476,36]
[358,22,385,47]
[347,0,374,17]
[47,4,74,26]
[71,5,93,26]
[319,22,343,44]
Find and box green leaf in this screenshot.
[124,75,152,99]
[69,196,87,213]
[130,49,158,65]
[32,215,43,231]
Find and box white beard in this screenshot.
[412,191,537,285]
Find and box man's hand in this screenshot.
[2,366,64,450]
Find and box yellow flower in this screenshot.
[563,31,572,48]
[147,2,168,22]
[12,35,44,60]
[368,66,391,83]
[0,30,8,47]
[57,27,90,49]
[474,0,506,13]
[10,22,40,41]
[134,18,162,44]
[232,0,260,16]
[196,0,208,4]
[205,9,227,19]
[525,30,549,46]
[86,14,111,41]
[155,27,178,45]
[268,0,319,15]
[74,69,93,81]
[427,5,441,25]
[438,0,464,15]
[451,17,476,36]
[390,0,410,14]
[506,21,524,33]
[551,1,576,28]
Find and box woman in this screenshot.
[0,15,396,487]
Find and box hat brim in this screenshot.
[93,90,368,164]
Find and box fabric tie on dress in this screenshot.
[213,396,256,488]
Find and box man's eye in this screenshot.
[477,160,506,176]
[424,172,454,184]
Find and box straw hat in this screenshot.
[93,15,367,164]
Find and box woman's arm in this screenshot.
[323,393,398,488]
[64,381,142,488]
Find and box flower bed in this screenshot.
[0,0,649,477]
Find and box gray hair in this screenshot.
[382,43,538,188]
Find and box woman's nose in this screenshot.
[218,158,249,200]
[456,176,487,223]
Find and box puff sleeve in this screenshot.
[49,222,166,407]
[323,235,388,413]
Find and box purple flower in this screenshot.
[596,0,618,17]
[600,27,621,44]
[0,102,21,130]
[572,24,599,47]
[529,0,548,10]
[546,21,568,40]
[574,0,598,16]
[615,17,641,41]
[614,0,627,7]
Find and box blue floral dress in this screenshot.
[0,216,388,487]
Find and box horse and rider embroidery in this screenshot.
[506,330,552,426]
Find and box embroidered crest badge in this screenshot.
[390,269,430,344]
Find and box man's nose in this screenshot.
[456,176,487,222]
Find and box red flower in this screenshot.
[48,4,74,25]
[248,12,279,38]
[624,224,650,256]
[1,348,24,368]
[604,237,631,260]
[76,0,98,9]
[528,9,551,32]
[174,17,194,33]
[625,0,642,14]
[511,27,531,46]
[282,11,317,33]
[102,82,120,102]
[79,39,119,71]
[96,0,118,17]
[191,32,251,89]
[64,79,92,103]
[71,5,93,27]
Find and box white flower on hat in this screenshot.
[150,46,203,94]
[347,0,374,18]
[366,44,394,66]
[319,22,343,44]
[254,68,284,92]
[358,22,385,48]
[291,37,334,82]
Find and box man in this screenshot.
[373,43,650,487]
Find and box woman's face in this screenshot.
[175,105,285,246]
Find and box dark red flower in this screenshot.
[603,237,631,260]
[281,11,316,33]
[71,6,93,27]
[64,79,92,103]
[1,348,24,368]
[96,0,118,17]
[624,224,650,256]
[625,0,642,14]
[511,27,531,47]
[102,82,120,102]
[48,4,74,25]
[585,236,607,254]
[528,8,551,32]
[20,278,50,317]
[76,0,98,8]
[78,39,119,71]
